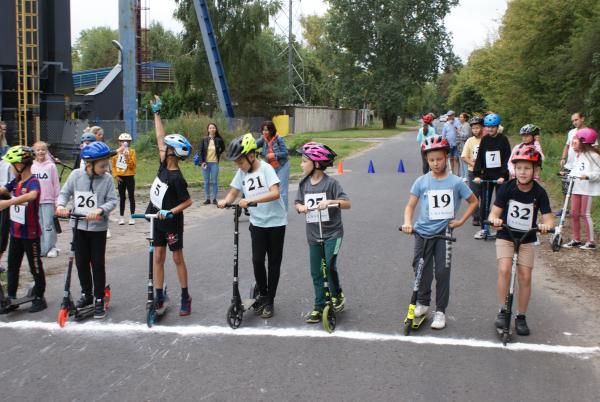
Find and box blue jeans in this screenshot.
[202,162,219,200]
[275,161,290,211]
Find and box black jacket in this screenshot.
[197,136,225,163]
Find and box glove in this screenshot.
[151,98,162,114]
[159,209,172,217]
[193,152,200,166]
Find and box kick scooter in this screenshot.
[131,211,173,328]
[0,280,35,314]
[551,173,582,252]
[485,221,554,345]
[400,227,455,335]
[225,203,258,329]
[57,213,111,327]
[476,179,498,241]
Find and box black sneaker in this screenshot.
[203,199,211,205]
[515,314,530,336]
[495,309,507,328]
[261,304,274,319]
[29,297,47,313]
[94,298,106,319]
[305,309,322,324]
[76,293,94,309]
[252,294,268,315]
[212,199,218,204]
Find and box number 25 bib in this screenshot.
[243,171,268,199]
[305,193,329,223]
[428,189,454,220]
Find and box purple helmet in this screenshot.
[576,128,598,145]
[297,142,337,167]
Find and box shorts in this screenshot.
[495,238,534,268]
[153,224,183,251]
[561,169,572,195]
[448,146,460,158]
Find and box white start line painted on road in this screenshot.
[0,320,598,357]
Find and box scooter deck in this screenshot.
[156,295,170,317]
[411,315,428,329]
[496,327,513,342]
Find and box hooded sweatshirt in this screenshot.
[31,157,60,204]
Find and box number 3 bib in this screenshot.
[150,177,168,209]
[485,150,501,168]
[243,171,268,199]
[428,189,454,220]
[74,191,98,215]
[507,200,533,231]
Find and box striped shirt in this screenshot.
[6,176,41,239]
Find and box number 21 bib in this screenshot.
[243,171,268,199]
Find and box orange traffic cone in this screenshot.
[337,161,344,175]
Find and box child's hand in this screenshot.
[150,95,162,114]
[497,177,505,184]
[490,218,503,228]
[86,208,103,221]
[239,198,252,209]
[538,224,551,234]
[0,200,10,211]
[217,200,227,209]
[55,206,69,218]
[317,200,330,210]
[401,223,413,234]
[473,177,481,184]
[297,205,308,214]
[448,219,463,229]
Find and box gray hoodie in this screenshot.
[57,168,117,231]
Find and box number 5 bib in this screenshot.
[74,191,98,215]
[428,189,454,220]
[150,176,168,208]
[507,200,533,231]
[243,171,269,199]
[485,150,501,168]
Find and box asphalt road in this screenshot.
[1,131,598,402]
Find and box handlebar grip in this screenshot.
[131,213,146,219]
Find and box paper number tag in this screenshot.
[472,145,479,161]
[507,200,533,231]
[74,191,98,215]
[428,189,454,220]
[305,193,329,223]
[485,151,501,168]
[150,177,168,209]
[116,154,127,171]
[10,203,27,224]
[243,171,269,199]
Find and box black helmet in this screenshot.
[468,116,484,126]
[519,124,540,136]
[226,134,257,161]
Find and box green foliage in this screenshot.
[145,22,182,63]
[73,27,119,71]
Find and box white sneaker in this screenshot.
[414,303,429,317]
[118,217,125,225]
[128,218,135,225]
[474,230,485,240]
[106,229,112,239]
[46,248,59,258]
[430,311,446,329]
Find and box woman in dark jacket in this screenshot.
[197,123,225,204]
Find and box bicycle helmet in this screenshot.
[469,116,484,126]
[226,133,257,161]
[164,134,191,160]
[2,145,34,165]
[80,142,116,162]
[80,132,96,143]
[421,135,450,154]
[511,144,541,166]
[297,142,337,168]
[118,133,132,141]
[575,127,598,145]
[519,124,540,136]
[422,114,433,124]
[483,113,501,127]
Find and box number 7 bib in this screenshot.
[485,150,501,168]
[428,189,454,220]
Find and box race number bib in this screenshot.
[507,200,533,231]
[428,189,454,220]
[472,145,479,161]
[74,191,98,215]
[150,177,168,208]
[116,154,127,171]
[485,151,501,168]
[305,193,329,223]
[243,171,269,199]
[576,158,588,175]
[10,203,27,224]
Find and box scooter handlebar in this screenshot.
[398,227,457,242]
[224,202,257,208]
[131,212,174,219]
[305,203,340,211]
[483,220,555,234]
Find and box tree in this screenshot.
[73,27,119,71]
[325,0,459,128]
[145,22,182,63]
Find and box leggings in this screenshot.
[0,207,10,254]
[74,229,107,299]
[7,237,45,298]
[117,176,136,216]
[249,224,286,303]
[571,194,594,242]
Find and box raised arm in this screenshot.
[151,95,166,162]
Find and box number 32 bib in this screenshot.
[428,189,454,220]
[507,200,533,231]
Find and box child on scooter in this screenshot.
[488,145,553,335]
[402,135,478,329]
[473,113,512,239]
[562,128,600,250]
[294,142,351,324]
[0,146,46,313]
[218,134,287,319]
[508,124,545,179]
[146,95,194,316]
[56,142,117,318]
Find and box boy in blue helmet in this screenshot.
[56,142,117,318]
[473,113,512,239]
[147,95,193,316]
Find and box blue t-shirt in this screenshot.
[410,172,473,236]
[231,160,288,228]
[442,119,461,147]
[416,126,436,144]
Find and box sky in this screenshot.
[70,0,508,62]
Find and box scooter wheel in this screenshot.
[502,332,511,346]
[227,303,244,329]
[322,305,336,333]
[403,320,412,336]
[57,307,68,328]
[551,235,562,252]
[146,307,156,328]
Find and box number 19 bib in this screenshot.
[507,200,533,231]
[428,189,454,220]
[243,171,268,199]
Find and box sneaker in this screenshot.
[579,242,596,250]
[28,297,47,313]
[562,240,582,249]
[212,199,218,204]
[76,293,94,309]
[203,199,211,205]
[118,216,125,225]
[128,218,135,225]
[252,294,268,315]
[474,230,485,240]
[515,314,530,336]
[46,248,59,258]
[332,292,346,313]
[495,309,507,328]
[554,209,563,217]
[106,229,112,239]
[305,309,322,324]
[430,311,446,329]
[179,296,192,316]
[261,304,274,319]
[414,302,429,317]
[94,298,106,319]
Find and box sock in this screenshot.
[181,287,189,301]
[156,288,164,302]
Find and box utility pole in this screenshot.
[274,0,305,105]
[288,0,293,104]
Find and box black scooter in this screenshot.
[0,280,35,314]
[58,213,111,327]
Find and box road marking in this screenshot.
[0,320,598,357]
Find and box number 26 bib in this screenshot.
[74,191,98,215]
[428,189,454,220]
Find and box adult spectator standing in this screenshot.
[457,112,472,180]
[558,112,589,216]
[441,110,461,173]
[256,121,290,211]
[416,114,437,174]
[0,121,9,157]
[197,123,225,205]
